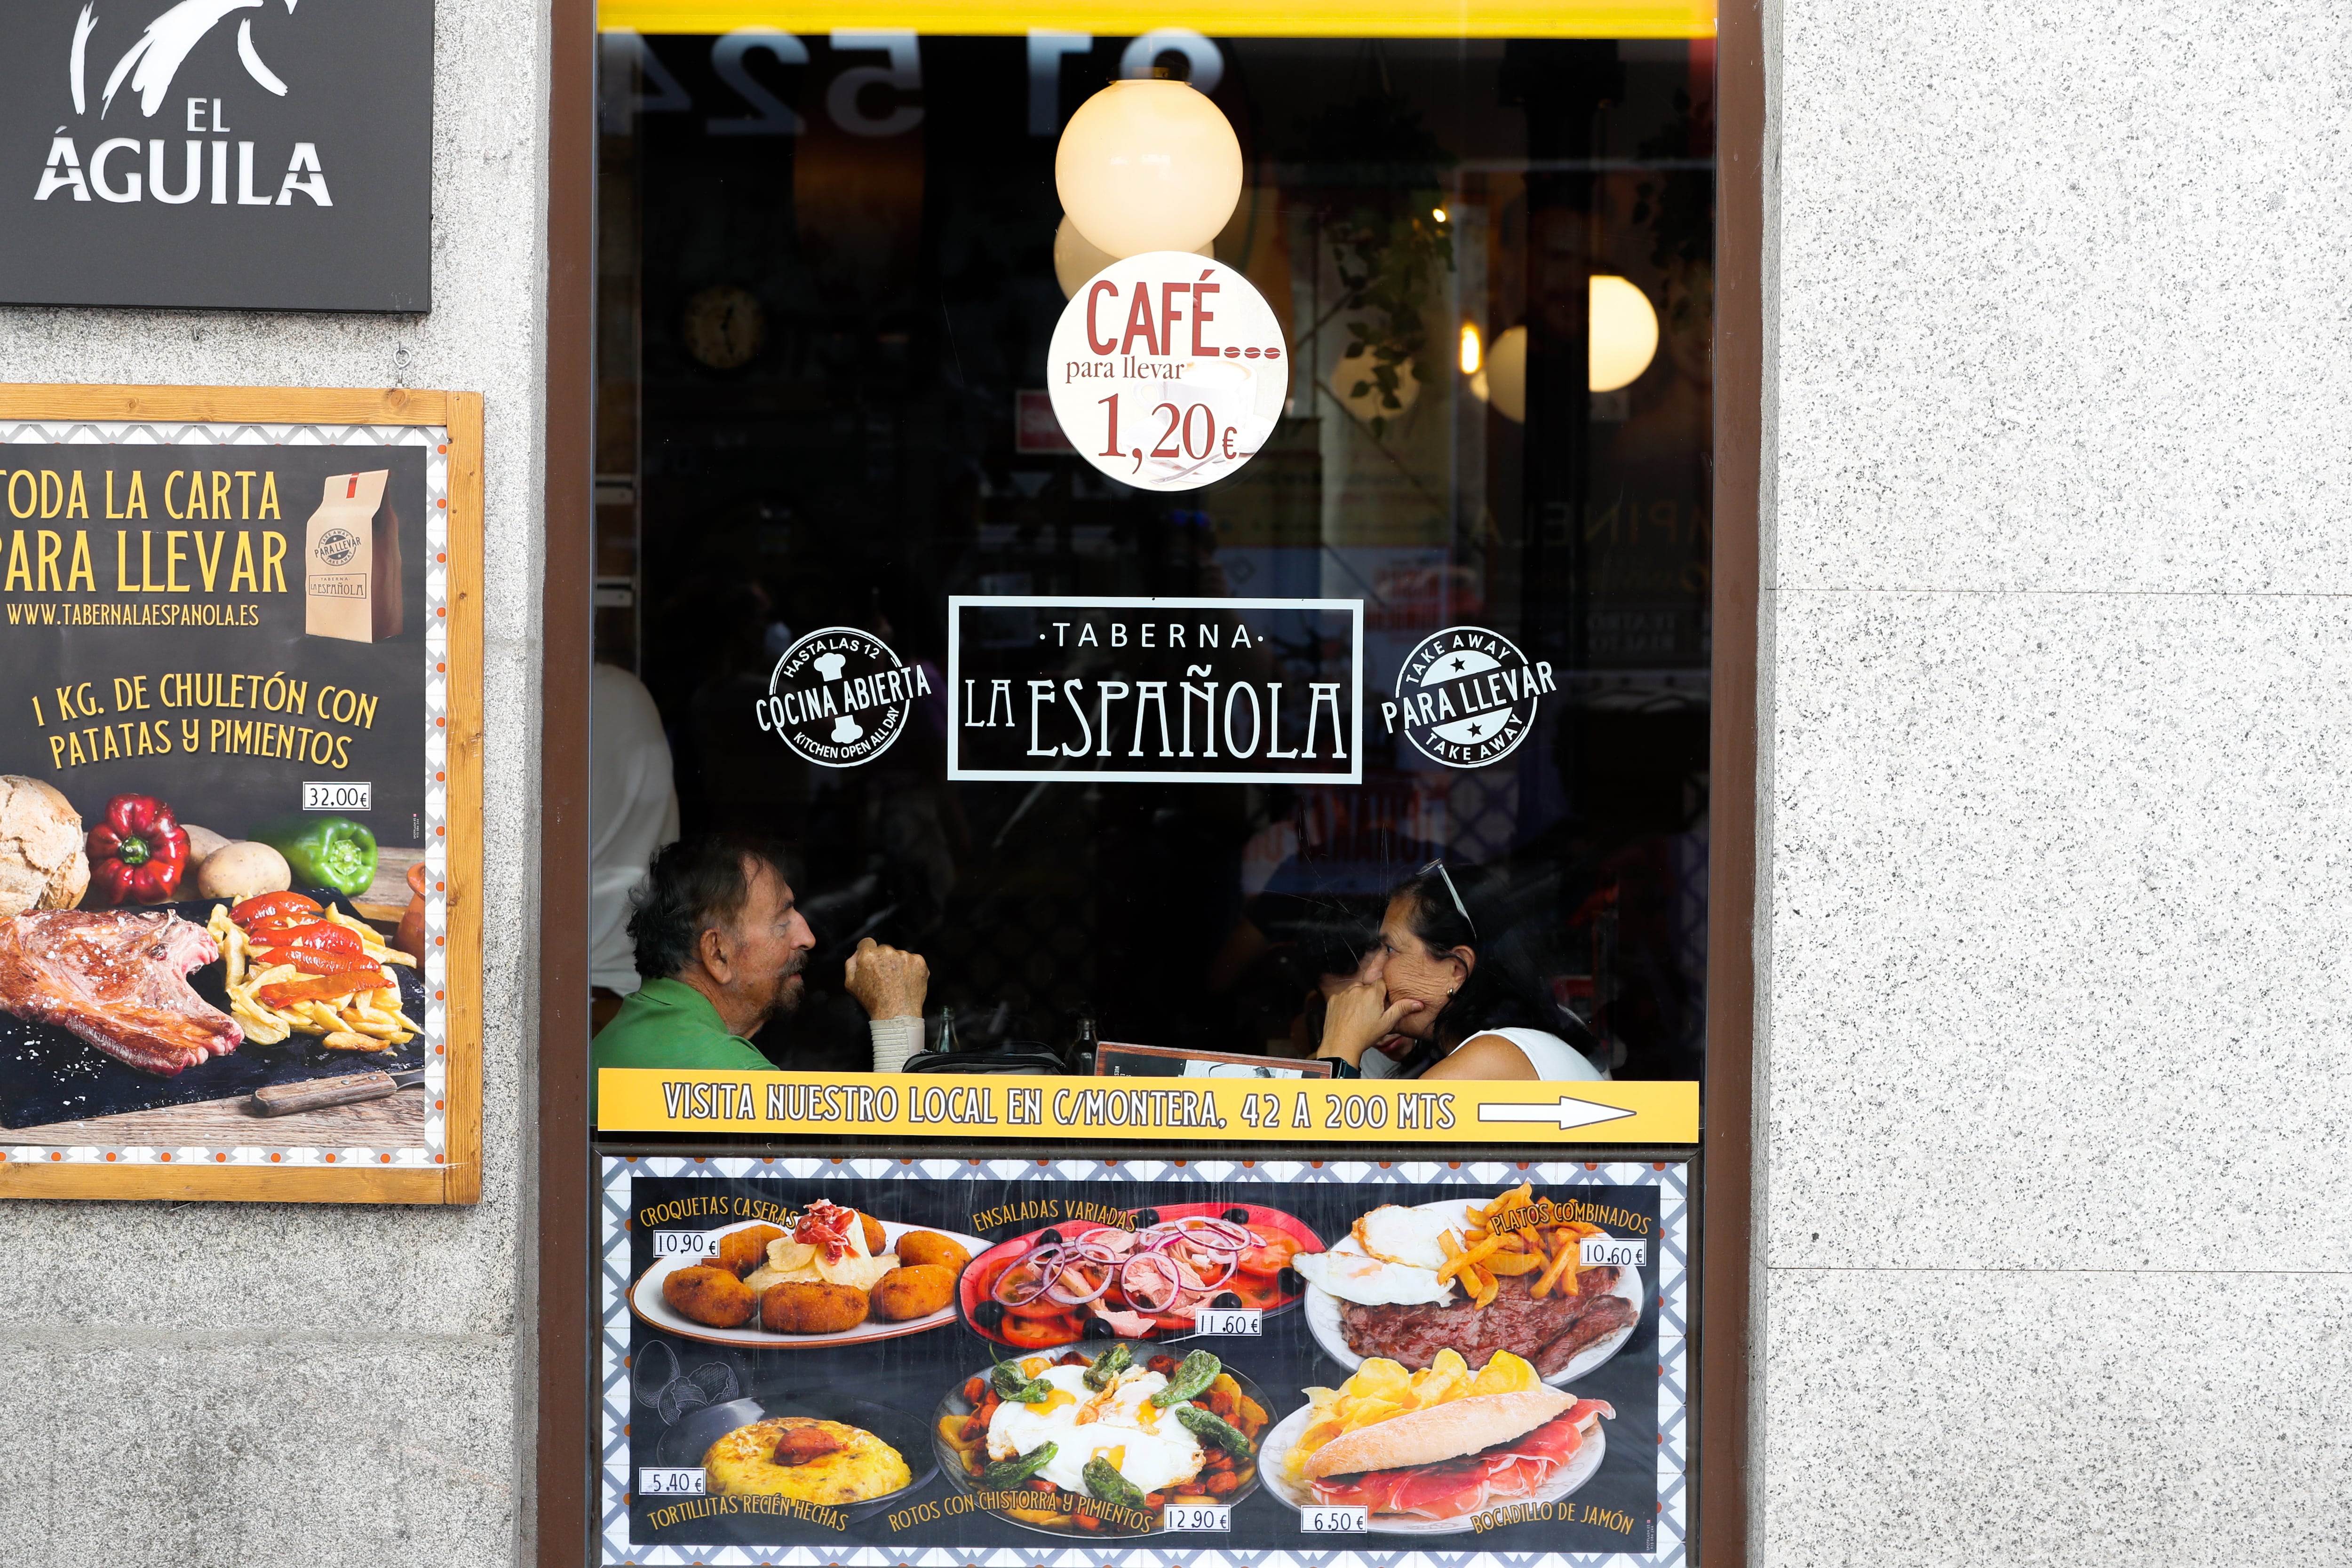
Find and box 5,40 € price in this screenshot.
[637,1468,705,1497]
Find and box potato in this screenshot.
[663,1265,757,1328]
[892,1231,970,1275]
[719,1224,786,1277]
[194,841,292,902]
[760,1281,869,1335]
[858,1212,887,1255]
[869,1264,956,1322]
[182,824,230,868]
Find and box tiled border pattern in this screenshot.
[0,419,447,1167]
[598,1156,1692,1568]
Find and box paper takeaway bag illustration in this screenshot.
[303,469,404,642]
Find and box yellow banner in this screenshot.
[597,1069,1698,1143]
[598,1,1714,38]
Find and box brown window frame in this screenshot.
[529,1,1763,1558]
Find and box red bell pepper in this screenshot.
[250,920,364,957]
[86,794,190,906]
[231,891,321,926]
[257,971,387,1008]
[252,948,384,976]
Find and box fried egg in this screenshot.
[1352,1204,1463,1272]
[986,1364,1205,1497]
[1295,1238,1456,1307]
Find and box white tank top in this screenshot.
[1453,1026,1607,1080]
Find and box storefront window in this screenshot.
[591,20,1715,1082]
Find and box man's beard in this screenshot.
[761,956,809,1022]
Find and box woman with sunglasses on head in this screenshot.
[1311,863,1607,1082]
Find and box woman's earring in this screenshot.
[1447,985,1458,997]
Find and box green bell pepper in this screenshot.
[250,815,379,897]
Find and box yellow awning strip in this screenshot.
[599,0,1713,39]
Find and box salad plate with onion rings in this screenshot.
[957,1203,1324,1349]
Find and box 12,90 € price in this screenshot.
[1162,1505,1231,1532]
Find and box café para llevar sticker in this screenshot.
[1049,253,1286,492]
[755,626,932,768]
[1382,626,1559,768]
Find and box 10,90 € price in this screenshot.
[652,1232,721,1259]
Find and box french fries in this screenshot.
[1455,1182,1612,1303]
[208,903,421,1051]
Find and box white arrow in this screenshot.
[1476,1095,1638,1131]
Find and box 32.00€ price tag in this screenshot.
[652,1231,720,1259]
[1579,1235,1647,1269]
[637,1468,706,1497]
[1162,1504,1231,1532]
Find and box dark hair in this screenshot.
[1387,866,1600,1058]
[629,833,793,980]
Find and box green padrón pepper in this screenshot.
[1150,1349,1221,1407]
[982,1442,1058,1487]
[250,815,378,897]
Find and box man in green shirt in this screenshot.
[591,834,929,1119]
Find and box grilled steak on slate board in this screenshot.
[0,889,425,1130]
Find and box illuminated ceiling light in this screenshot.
[1053,214,1211,299]
[1431,206,1448,224]
[1055,79,1242,258]
[1589,275,1660,394]
[1485,325,1527,422]
[1458,322,1482,376]
[1478,280,1664,423]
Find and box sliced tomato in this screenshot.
[231,891,321,926]
[1000,1312,1079,1349]
[1226,1274,1280,1308]
[1233,1228,1302,1279]
[257,970,386,1008]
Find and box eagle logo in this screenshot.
[68,0,300,118]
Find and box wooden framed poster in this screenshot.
[0,385,482,1204]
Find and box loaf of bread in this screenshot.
[0,776,87,917]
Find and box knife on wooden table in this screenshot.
[250,1069,425,1116]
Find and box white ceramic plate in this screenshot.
[1258,1401,1607,1536]
[1303,1199,1645,1385]
[630,1217,990,1350]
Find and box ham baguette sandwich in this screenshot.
[1304,1389,1614,1521]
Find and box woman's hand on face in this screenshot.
[1318,978,1423,1065]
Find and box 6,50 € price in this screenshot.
[1303,1506,1369,1533]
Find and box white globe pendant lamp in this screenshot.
[1053,213,1212,298]
[1474,277,1661,423]
[1055,79,1242,259]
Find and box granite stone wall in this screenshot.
[1758,1,2352,1562]
[0,1,550,1564]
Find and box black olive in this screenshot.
[974,1300,1006,1330]
[1132,1209,1160,1227]
[1212,1291,1243,1309]
[1083,1316,1116,1339]
[1036,1228,1063,1246]
[1222,1206,1251,1224]
[1276,1267,1306,1295]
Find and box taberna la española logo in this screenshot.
[32,0,336,208]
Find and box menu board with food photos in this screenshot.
[0,387,482,1204]
[601,1154,1691,1566]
